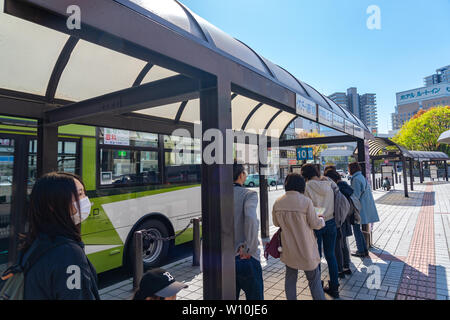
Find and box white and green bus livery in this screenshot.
[0,118,202,273]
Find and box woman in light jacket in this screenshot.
[272,173,326,300]
[301,164,340,298]
[348,162,380,257]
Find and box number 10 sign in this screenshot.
[296,147,313,161]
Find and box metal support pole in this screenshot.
[133,231,143,290]
[37,120,58,177]
[192,218,201,266]
[409,159,414,191]
[200,78,235,300]
[357,139,366,177]
[371,159,376,190]
[394,162,398,184]
[7,136,29,265]
[445,161,449,182]
[402,156,408,198]
[357,139,371,247]
[420,161,424,183]
[259,161,270,242]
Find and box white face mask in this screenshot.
[72,196,92,225]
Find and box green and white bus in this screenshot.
[0,116,202,274]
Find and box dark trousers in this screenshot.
[235,256,264,300]
[335,228,350,272]
[314,219,339,289]
[352,224,367,254]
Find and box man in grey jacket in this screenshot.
[233,163,264,300]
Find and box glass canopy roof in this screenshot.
[0,0,370,139]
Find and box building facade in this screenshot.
[328,92,348,111]
[328,87,378,134]
[360,93,378,134]
[392,65,450,130]
[424,65,450,87]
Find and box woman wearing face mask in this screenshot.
[20,172,100,300]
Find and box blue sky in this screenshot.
[180,0,450,133]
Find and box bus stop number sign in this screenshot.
[296,147,313,161]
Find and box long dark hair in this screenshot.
[20,172,85,251]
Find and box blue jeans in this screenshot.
[314,219,339,289]
[352,224,367,254]
[235,256,264,300]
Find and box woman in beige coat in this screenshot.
[272,173,326,300]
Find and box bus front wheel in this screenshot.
[127,219,171,271]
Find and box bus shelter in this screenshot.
[0,0,371,299]
[408,151,449,183]
[368,137,449,198]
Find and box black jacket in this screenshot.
[337,181,354,199]
[23,233,100,300]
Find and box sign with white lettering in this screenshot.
[396,83,450,106]
[332,113,345,130]
[296,94,317,120]
[344,120,354,135]
[354,125,364,139]
[318,106,333,126]
[296,147,313,161]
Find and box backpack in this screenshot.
[0,239,68,300]
[333,188,351,228]
[348,194,362,225]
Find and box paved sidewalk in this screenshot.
[99,181,450,300]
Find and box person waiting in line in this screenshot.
[272,173,326,300]
[323,168,353,278]
[21,172,100,300]
[133,268,188,300]
[301,164,340,299]
[233,162,264,300]
[382,177,391,191]
[348,162,380,258]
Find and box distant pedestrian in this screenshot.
[348,162,380,258]
[21,172,100,300]
[324,168,353,278]
[233,163,264,300]
[272,173,326,300]
[382,177,391,191]
[133,268,188,300]
[301,164,340,298]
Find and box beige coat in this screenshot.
[272,191,325,271]
[304,179,335,222]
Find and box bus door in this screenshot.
[0,134,29,272]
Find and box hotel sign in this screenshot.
[397,83,450,106]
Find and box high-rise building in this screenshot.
[424,65,450,87]
[346,87,360,117]
[360,93,378,133]
[392,65,450,130]
[328,92,348,111]
[328,87,378,134]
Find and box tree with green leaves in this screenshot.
[392,106,450,155]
